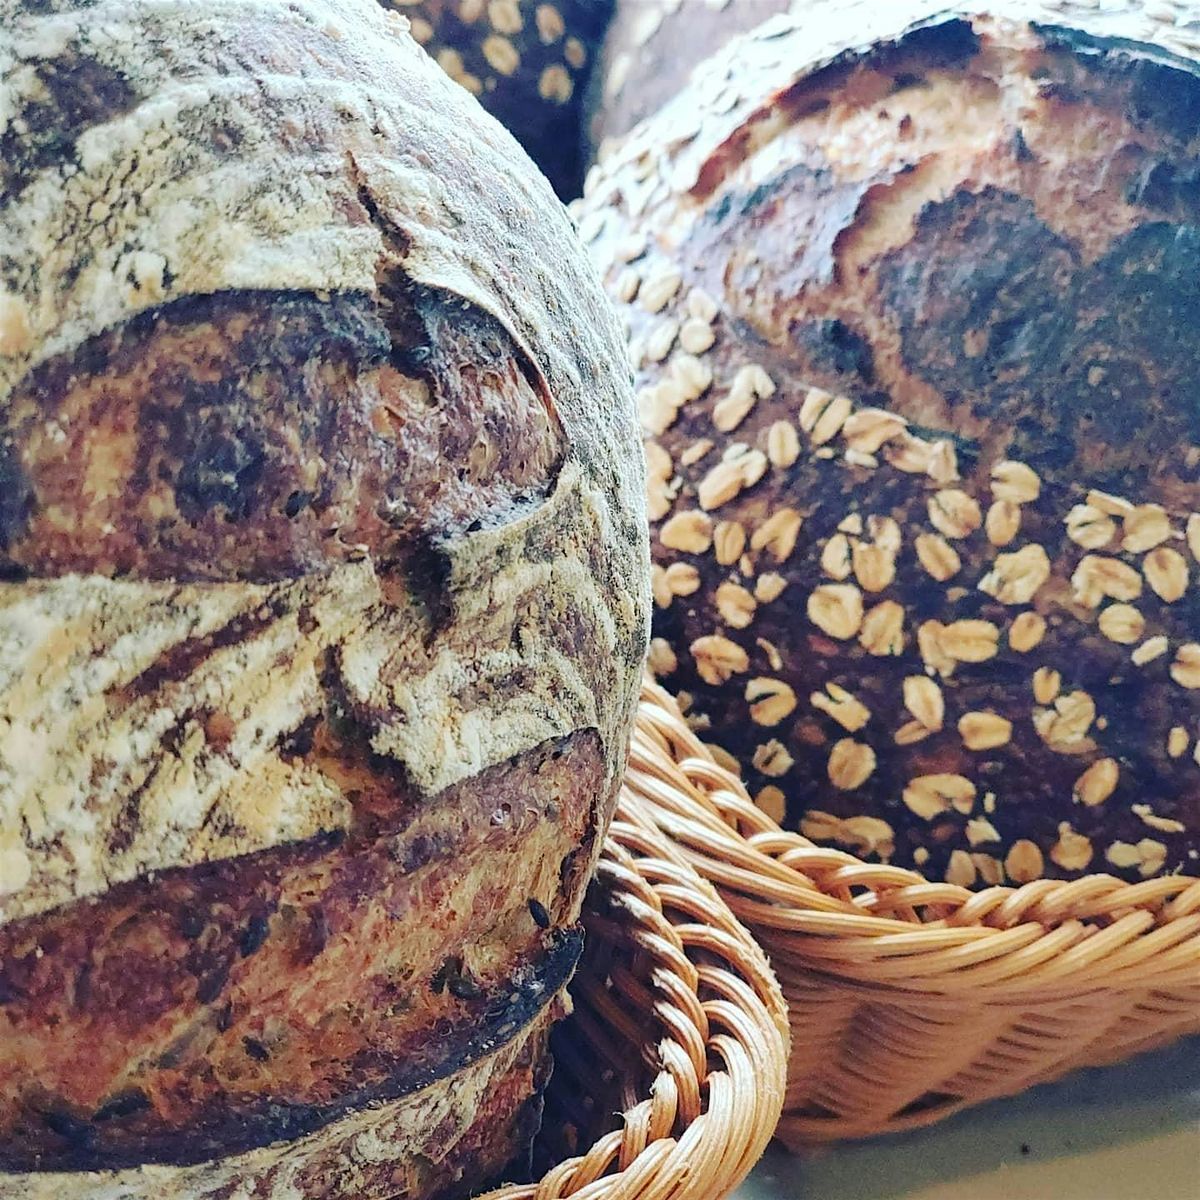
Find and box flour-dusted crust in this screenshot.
[0,0,646,1190]
[573,0,1200,890]
[0,0,645,928]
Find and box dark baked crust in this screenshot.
[573,0,1200,888]
[0,733,594,1170]
[381,0,613,199]
[585,0,791,152]
[0,998,566,1200]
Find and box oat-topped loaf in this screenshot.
[573,0,1200,890]
[381,0,613,198]
[586,0,792,154]
[0,0,647,1196]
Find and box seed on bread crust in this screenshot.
[580,1,1200,892]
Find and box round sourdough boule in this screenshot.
[572,0,1200,890]
[379,0,613,199]
[0,0,648,1196]
[585,0,792,154]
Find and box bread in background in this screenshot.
[586,0,792,154]
[382,0,614,198]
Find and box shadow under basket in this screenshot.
[478,779,789,1199]
[622,680,1200,1149]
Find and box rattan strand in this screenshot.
[480,785,789,1198]
[621,680,1200,1144]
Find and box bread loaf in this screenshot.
[586,0,791,152]
[382,0,613,198]
[573,0,1200,889]
[0,0,648,1195]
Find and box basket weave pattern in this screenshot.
[481,780,789,1198]
[622,681,1200,1145]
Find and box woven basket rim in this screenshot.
[478,755,790,1199]
[625,679,1200,1000]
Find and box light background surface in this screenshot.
[739,1038,1200,1200]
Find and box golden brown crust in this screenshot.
[0,995,565,1199]
[3,289,560,583]
[0,0,647,1193]
[574,0,1200,889]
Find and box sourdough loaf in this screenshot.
[0,0,648,1195]
[573,0,1200,889]
[381,0,613,198]
[586,0,791,153]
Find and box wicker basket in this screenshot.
[622,679,1200,1148]
[480,776,790,1199]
